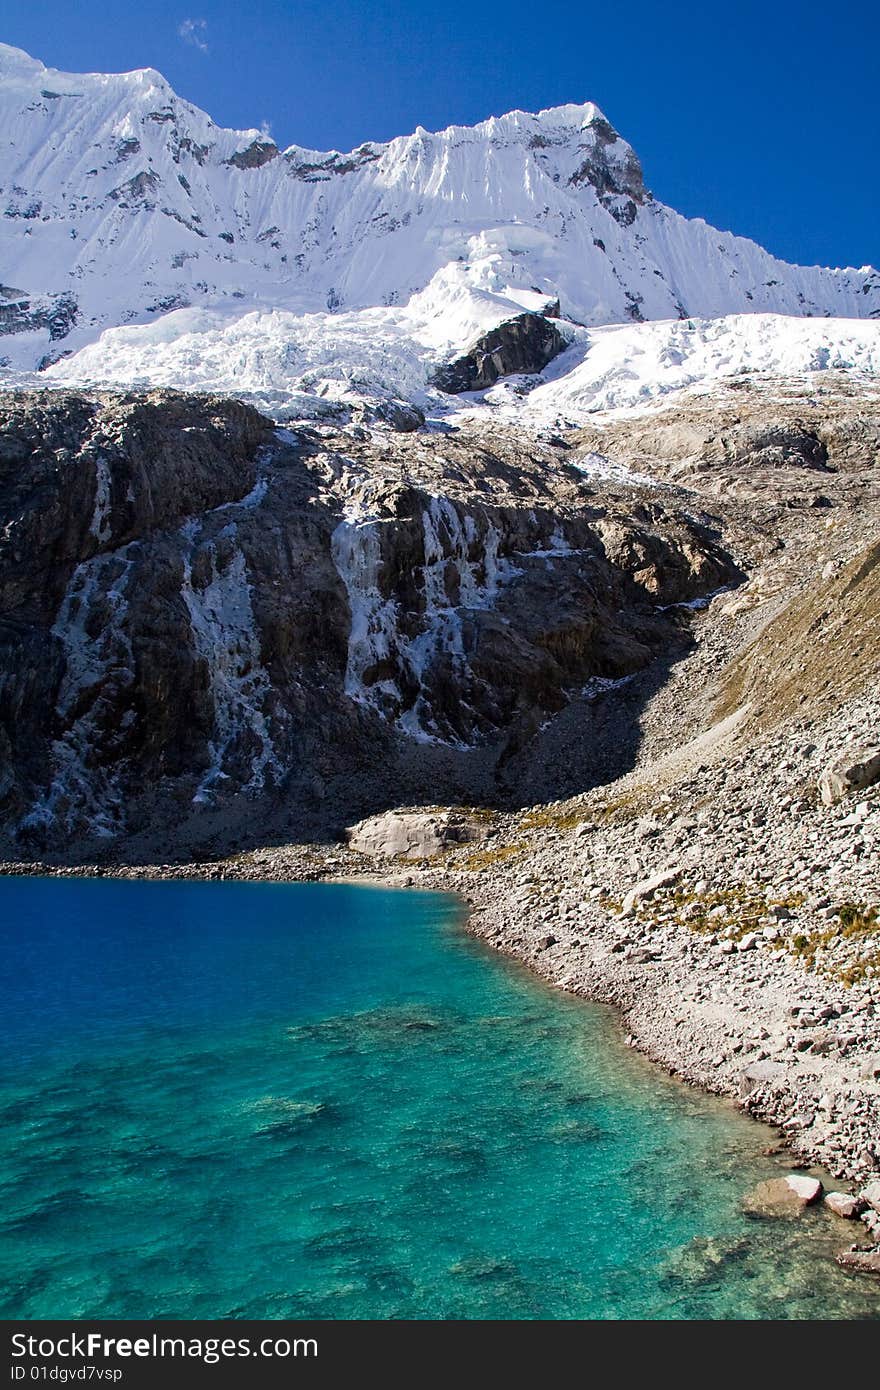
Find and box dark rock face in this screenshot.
[0,392,281,838]
[431,313,568,393]
[285,147,381,180]
[0,291,78,343]
[0,390,741,854]
[224,140,279,170]
[568,114,650,227]
[107,170,161,207]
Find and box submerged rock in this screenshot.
[824,1192,864,1219]
[836,1248,880,1276]
[660,1234,751,1288]
[742,1174,823,1217]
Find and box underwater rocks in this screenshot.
[836,1248,880,1275]
[742,1174,823,1217]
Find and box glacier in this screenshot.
[0,40,878,421]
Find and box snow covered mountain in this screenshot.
[1,40,878,415]
[2,43,879,850]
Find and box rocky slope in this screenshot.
[2,369,877,861]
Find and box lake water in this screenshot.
[1,876,877,1319]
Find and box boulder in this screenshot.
[824,1192,863,1219]
[621,866,682,915]
[860,1180,880,1214]
[819,747,880,805]
[626,946,659,964]
[742,1174,823,1217]
[347,809,489,860]
[738,1059,786,1097]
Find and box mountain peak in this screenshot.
[0,42,46,78]
[0,44,876,385]
[395,100,615,152]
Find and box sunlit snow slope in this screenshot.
[481,313,880,426]
[1,41,878,413]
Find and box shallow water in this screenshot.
[0,876,877,1319]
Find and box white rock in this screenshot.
[819,748,880,806]
[860,1180,880,1213]
[620,866,683,915]
[824,1192,862,1219]
[347,809,487,859]
[785,1174,823,1204]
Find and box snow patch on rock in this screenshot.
[332,496,519,745]
[180,522,282,804]
[21,546,137,838]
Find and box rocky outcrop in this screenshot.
[431,313,568,393]
[567,113,650,227]
[0,290,78,344]
[0,389,741,854]
[329,483,736,748]
[347,809,488,859]
[223,139,279,170]
[0,391,284,841]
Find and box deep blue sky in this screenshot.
[2,0,877,269]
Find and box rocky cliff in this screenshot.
[0,387,744,856]
[2,356,878,863]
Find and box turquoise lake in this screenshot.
[1,876,877,1320]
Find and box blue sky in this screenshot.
[2,0,877,269]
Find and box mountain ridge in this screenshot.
[1,41,878,390]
